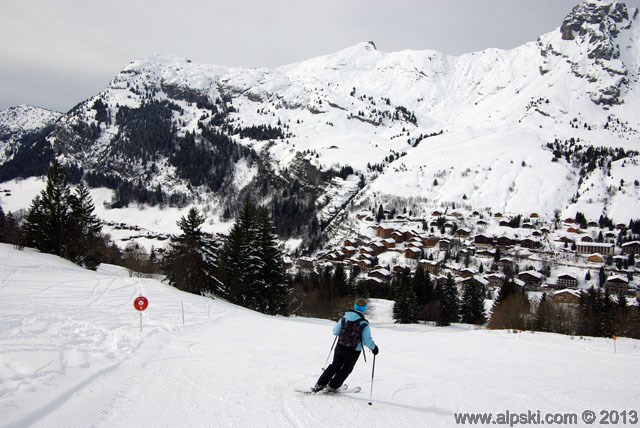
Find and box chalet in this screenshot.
[532,230,542,237]
[404,230,418,241]
[496,236,516,247]
[519,238,541,250]
[530,212,540,219]
[344,238,359,247]
[359,246,375,256]
[459,276,488,289]
[588,221,599,228]
[459,268,477,279]
[476,249,495,259]
[605,275,629,295]
[422,236,439,247]
[564,218,575,224]
[405,247,422,260]
[369,268,392,282]
[586,253,605,264]
[392,265,410,276]
[498,257,513,267]
[451,211,464,219]
[553,289,581,305]
[474,234,494,246]
[621,241,640,255]
[558,236,573,245]
[382,238,396,249]
[342,246,358,257]
[390,231,405,243]
[354,258,372,270]
[432,210,443,217]
[419,259,440,274]
[370,241,386,255]
[485,273,504,287]
[521,223,534,229]
[499,220,510,227]
[576,242,614,255]
[518,270,544,287]
[439,239,451,251]
[580,235,594,242]
[455,228,471,238]
[326,252,345,262]
[567,226,579,233]
[472,211,481,217]
[540,227,551,234]
[476,220,488,227]
[298,257,315,269]
[407,238,424,249]
[556,273,578,289]
[494,212,503,218]
[376,225,394,239]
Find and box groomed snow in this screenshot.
[1,244,638,428]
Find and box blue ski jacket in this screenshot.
[332,310,376,352]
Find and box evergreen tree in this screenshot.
[22,160,73,257]
[393,271,418,324]
[376,204,385,223]
[219,200,290,315]
[413,266,434,321]
[332,262,352,297]
[460,282,487,325]
[489,279,530,330]
[219,199,257,305]
[438,273,460,326]
[164,207,222,295]
[254,207,290,315]
[67,182,103,268]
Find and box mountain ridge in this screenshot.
[1,0,639,250]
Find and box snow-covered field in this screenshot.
[1,244,639,428]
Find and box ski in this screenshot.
[296,385,361,395]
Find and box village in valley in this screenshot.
[290,205,640,306]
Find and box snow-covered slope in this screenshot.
[1,244,638,427]
[0,105,61,163]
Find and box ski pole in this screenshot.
[368,353,376,406]
[323,336,337,370]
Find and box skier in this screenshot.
[311,298,379,393]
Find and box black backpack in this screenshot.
[337,312,368,349]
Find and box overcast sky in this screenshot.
[2,0,639,112]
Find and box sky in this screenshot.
[1,0,640,112]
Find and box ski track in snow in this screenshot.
[1,244,639,427]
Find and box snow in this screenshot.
[1,244,638,427]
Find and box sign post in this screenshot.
[613,335,617,354]
[134,296,149,332]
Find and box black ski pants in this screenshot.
[317,344,360,389]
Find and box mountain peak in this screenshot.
[560,1,630,43]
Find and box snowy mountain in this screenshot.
[1,0,639,249]
[0,105,61,163]
[1,244,638,427]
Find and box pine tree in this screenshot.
[164,207,221,295]
[67,182,103,268]
[219,199,257,306]
[460,282,487,325]
[413,266,434,321]
[22,160,73,257]
[489,279,530,330]
[393,271,418,323]
[437,273,460,326]
[254,207,290,315]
